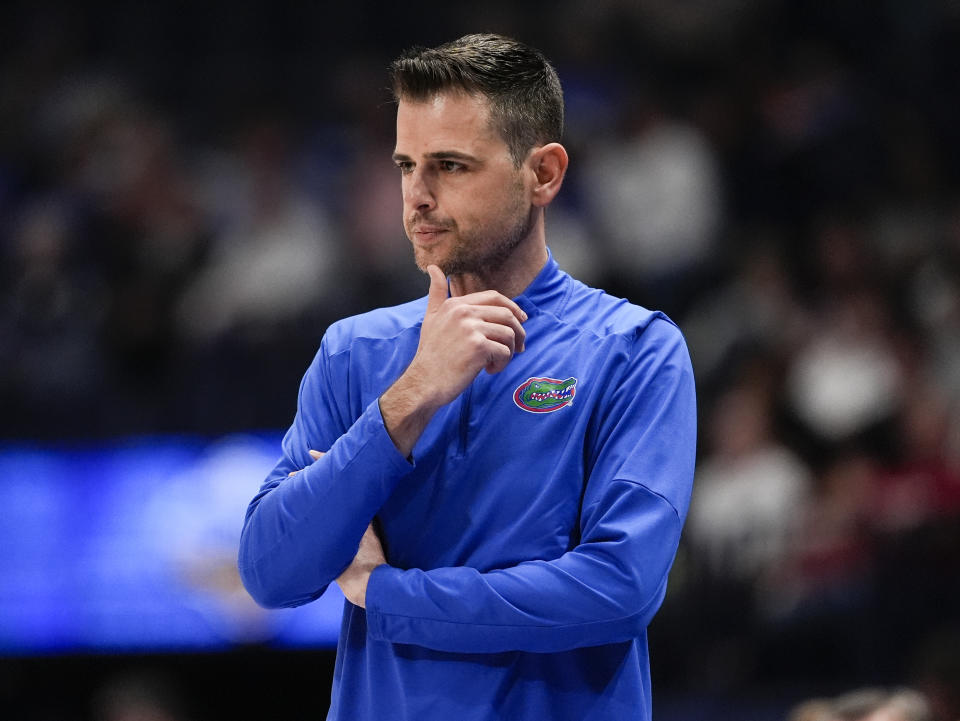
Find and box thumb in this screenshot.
[425,264,448,313]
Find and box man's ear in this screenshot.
[529,143,568,207]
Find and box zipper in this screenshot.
[456,382,473,458]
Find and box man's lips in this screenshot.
[412,226,450,243]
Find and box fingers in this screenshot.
[413,271,530,403]
[482,338,515,374]
[453,305,525,356]
[475,320,523,360]
[440,300,526,351]
[424,265,527,330]
[336,523,386,608]
[425,264,448,314]
[289,449,325,475]
[476,305,526,353]
[469,289,528,326]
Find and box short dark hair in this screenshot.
[390,33,564,166]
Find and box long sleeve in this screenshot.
[237,336,414,609]
[364,321,696,654]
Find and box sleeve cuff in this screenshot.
[364,563,400,641]
[367,397,415,471]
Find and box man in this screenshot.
[238,33,697,721]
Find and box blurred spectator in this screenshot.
[687,376,812,594]
[785,284,905,447]
[871,378,960,532]
[92,670,191,721]
[788,698,835,721]
[177,118,339,344]
[0,195,107,436]
[80,106,212,397]
[682,236,809,388]
[769,451,877,620]
[787,686,933,721]
[911,626,960,721]
[906,199,960,411]
[581,84,722,314]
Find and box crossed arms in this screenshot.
[238,270,696,654]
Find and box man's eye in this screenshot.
[439,160,464,172]
[396,162,413,174]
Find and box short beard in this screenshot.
[440,204,535,278]
[421,170,535,278]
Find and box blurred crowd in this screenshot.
[2,0,960,718]
[788,686,934,721]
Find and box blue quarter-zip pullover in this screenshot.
[239,252,697,720]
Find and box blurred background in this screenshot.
[1,0,959,719]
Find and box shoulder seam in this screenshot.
[323,299,427,356]
[326,323,422,360]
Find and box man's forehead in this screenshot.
[395,91,500,150]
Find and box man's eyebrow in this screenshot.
[391,150,481,163]
[427,150,480,162]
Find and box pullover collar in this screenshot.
[514,249,568,316]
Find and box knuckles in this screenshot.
[420,295,522,381]
[449,302,476,321]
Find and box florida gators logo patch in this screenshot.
[513,377,578,413]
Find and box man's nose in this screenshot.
[403,168,436,212]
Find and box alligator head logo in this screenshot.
[513,377,578,413]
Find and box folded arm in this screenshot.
[365,479,684,653]
[237,341,413,609]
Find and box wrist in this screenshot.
[379,367,442,458]
[337,560,385,609]
[386,362,445,412]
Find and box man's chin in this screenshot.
[413,247,450,275]
[413,251,437,273]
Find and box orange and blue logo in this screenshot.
[513,377,578,413]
